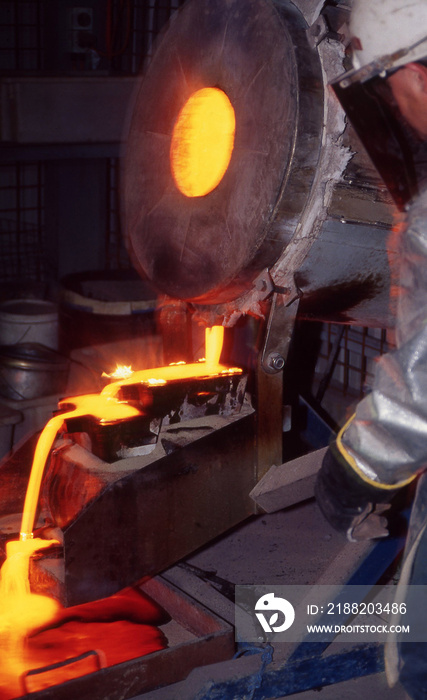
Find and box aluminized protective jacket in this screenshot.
[340,186,427,495]
[337,187,427,694]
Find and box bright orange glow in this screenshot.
[205,325,224,366]
[19,325,237,542]
[0,537,61,687]
[19,416,64,542]
[108,365,134,380]
[19,398,140,542]
[0,324,241,691]
[170,88,235,197]
[1,539,61,635]
[0,543,167,696]
[101,325,240,398]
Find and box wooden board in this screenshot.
[250,447,328,512]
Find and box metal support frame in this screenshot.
[260,290,301,375]
[192,644,384,700]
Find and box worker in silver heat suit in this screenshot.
[314,1,427,697]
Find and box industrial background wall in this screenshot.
[0,0,185,286]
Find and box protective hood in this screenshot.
[332,72,427,210]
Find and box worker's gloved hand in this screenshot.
[315,444,397,542]
[347,502,391,541]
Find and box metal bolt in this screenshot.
[255,278,268,292]
[267,352,285,371]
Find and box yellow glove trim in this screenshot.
[336,415,417,491]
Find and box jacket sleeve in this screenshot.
[338,189,427,490]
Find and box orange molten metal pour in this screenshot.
[21,325,233,541]
[0,326,239,694]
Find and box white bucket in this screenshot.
[0,299,58,349]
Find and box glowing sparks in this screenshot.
[110,365,134,379]
[170,88,236,197]
[101,327,238,399]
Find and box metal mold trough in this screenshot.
[32,409,256,606]
[13,576,235,700]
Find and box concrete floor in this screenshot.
[136,500,409,699]
[277,671,407,699]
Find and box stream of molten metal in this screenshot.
[0,325,240,661]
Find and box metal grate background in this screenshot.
[0,1,45,73]
[0,162,47,282]
[314,323,394,406]
[105,157,131,270]
[109,0,184,74]
[0,0,186,76]
[0,0,187,283]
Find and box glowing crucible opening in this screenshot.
[170,87,236,197]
